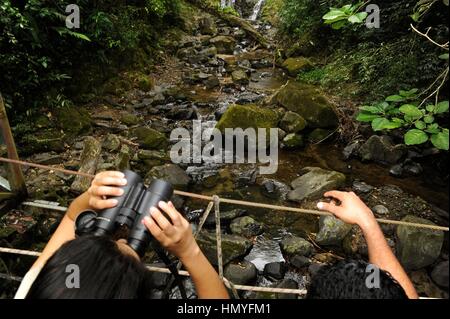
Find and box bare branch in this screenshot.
[410,24,449,50]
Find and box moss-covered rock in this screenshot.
[275,81,338,128]
[132,127,168,150]
[279,111,307,133]
[396,215,444,271]
[54,107,92,137]
[316,215,353,246]
[307,128,334,143]
[280,235,314,257]
[137,75,155,92]
[19,129,66,155]
[282,57,314,77]
[230,216,264,238]
[145,164,191,190]
[209,36,236,54]
[215,104,279,133]
[231,69,249,85]
[282,133,304,149]
[120,113,140,126]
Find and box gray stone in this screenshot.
[145,164,191,190]
[263,262,286,280]
[260,179,291,201]
[372,205,389,215]
[70,137,102,194]
[396,215,444,270]
[282,133,304,149]
[315,215,352,246]
[230,216,264,238]
[209,36,236,54]
[352,181,374,193]
[279,111,307,133]
[205,209,246,226]
[224,261,258,285]
[280,236,314,257]
[290,255,312,269]
[287,167,346,202]
[231,69,249,85]
[431,261,449,289]
[359,135,407,164]
[102,134,121,152]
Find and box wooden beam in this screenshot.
[0,93,27,198]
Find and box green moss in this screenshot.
[297,67,326,84]
[137,75,155,92]
[132,127,168,150]
[282,57,314,77]
[215,104,279,132]
[54,107,92,137]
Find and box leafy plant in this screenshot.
[322,2,368,29]
[356,89,449,150]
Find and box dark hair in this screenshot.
[306,260,408,299]
[27,235,154,299]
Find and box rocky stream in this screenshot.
[0,0,448,299]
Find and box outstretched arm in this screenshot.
[317,191,419,299]
[143,201,230,299]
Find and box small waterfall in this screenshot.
[220,0,235,8]
[249,0,265,21]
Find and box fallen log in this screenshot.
[186,0,270,48]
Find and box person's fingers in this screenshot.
[89,197,118,210]
[96,171,125,180]
[324,190,347,202]
[158,201,182,226]
[150,207,173,233]
[93,176,127,187]
[91,186,124,197]
[317,201,342,216]
[143,216,168,243]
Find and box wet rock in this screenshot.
[145,164,191,190]
[264,262,286,280]
[167,105,196,120]
[352,181,374,194]
[209,36,236,54]
[231,69,249,85]
[431,261,449,289]
[120,113,139,126]
[279,111,307,133]
[70,137,102,194]
[132,127,168,150]
[236,168,258,187]
[280,236,314,257]
[308,263,326,277]
[282,57,314,77]
[54,107,92,137]
[102,134,121,152]
[307,128,334,144]
[410,270,449,299]
[396,215,444,270]
[224,261,257,285]
[204,209,246,227]
[389,164,404,177]
[316,215,352,246]
[198,46,218,58]
[230,216,264,238]
[254,278,299,299]
[290,255,312,269]
[204,75,220,89]
[148,263,170,289]
[372,205,389,216]
[359,135,407,164]
[196,231,253,266]
[235,92,263,104]
[137,150,169,168]
[177,47,197,60]
[275,81,338,128]
[403,160,423,176]
[342,140,363,160]
[287,167,346,203]
[20,129,66,155]
[115,144,131,171]
[282,133,304,149]
[244,236,285,271]
[260,179,291,201]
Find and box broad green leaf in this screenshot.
[415,120,426,130]
[435,101,449,114]
[331,20,347,29]
[439,53,449,60]
[356,112,381,122]
[392,118,405,125]
[430,131,449,150]
[399,104,422,118]
[323,10,346,20]
[385,95,405,102]
[359,105,382,114]
[424,115,435,124]
[426,123,441,134]
[348,12,367,23]
[372,118,402,131]
[404,129,429,145]
[426,104,435,112]
[410,12,420,22]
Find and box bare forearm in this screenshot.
[361,220,418,299]
[181,247,230,299]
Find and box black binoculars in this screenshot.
[75,170,174,257]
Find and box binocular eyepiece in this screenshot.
[75,170,174,257]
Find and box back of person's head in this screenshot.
[27,235,153,299]
[306,259,408,299]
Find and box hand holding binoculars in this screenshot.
[75,170,174,257]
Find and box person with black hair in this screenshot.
[15,171,229,299]
[312,191,419,299]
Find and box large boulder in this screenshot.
[280,235,314,257]
[144,164,192,190]
[216,104,279,132]
[396,215,444,270]
[275,81,338,128]
[282,57,314,77]
[209,36,236,54]
[279,111,307,133]
[359,135,407,164]
[196,231,253,266]
[132,127,168,150]
[224,261,257,285]
[315,215,353,246]
[287,167,346,203]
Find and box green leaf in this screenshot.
[425,123,441,134]
[372,118,402,131]
[430,130,449,150]
[415,121,426,130]
[348,12,367,23]
[359,105,382,114]
[331,20,348,29]
[385,95,405,102]
[439,53,449,60]
[426,104,435,112]
[424,115,435,124]
[356,112,381,122]
[435,101,449,114]
[399,104,423,118]
[404,129,429,145]
[323,10,346,20]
